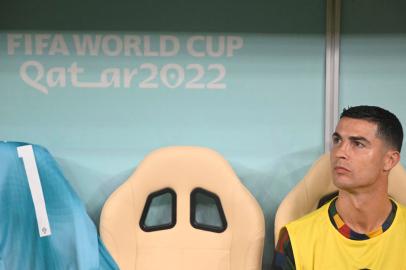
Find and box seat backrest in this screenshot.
[274,152,406,245]
[100,146,265,270]
[0,141,118,269]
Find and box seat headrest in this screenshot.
[100,146,265,270]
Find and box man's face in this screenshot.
[330,117,389,192]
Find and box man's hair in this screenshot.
[340,105,403,152]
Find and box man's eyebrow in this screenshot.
[332,133,371,144]
[349,136,371,144]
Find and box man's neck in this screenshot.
[335,189,392,234]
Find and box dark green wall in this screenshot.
[1,0,325,33]
[341,0,406,34]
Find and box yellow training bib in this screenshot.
[286,201,406,270]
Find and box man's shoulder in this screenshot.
[396,200,406,211]
[394,200,406,220]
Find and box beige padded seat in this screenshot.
[100,146,265,270]
[274,153,406,245]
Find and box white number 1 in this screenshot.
[17,145,52,237]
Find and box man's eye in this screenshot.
[354,141,365,148]
[332,137,341,144]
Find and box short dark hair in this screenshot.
[340,105,403,152]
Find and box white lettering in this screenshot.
[73,34,101,56]
[46,67,66,87]
[49,34,69,55]
[35,34,51,55]
[68,62,106,88]
[160,35,180,57]
[123,68,138,88]
[160,64,184,88]
[24,34,33,55]
[124,35,142,56]
[7,34,22,55]
[207,36,225,57]
[143,36,159,56]
[227,36,243,57]
[20,61,48,94]
[100,68,121,87]
[102,35,123,57]
[187,36,205,57]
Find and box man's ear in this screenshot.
[383,150,400,172]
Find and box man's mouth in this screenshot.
[334,166,351,173]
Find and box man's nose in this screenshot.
[334,141,349,159]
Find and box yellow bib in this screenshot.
[286,200,406,270]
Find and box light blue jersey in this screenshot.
[0,142,118,270]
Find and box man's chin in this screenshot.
[332,175,354,189]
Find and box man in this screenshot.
[272,105,406,269]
